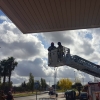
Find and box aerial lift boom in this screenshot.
[48,47,100,78]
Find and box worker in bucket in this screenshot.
[57,42,64,62]
[48,42,56,64]
[48,42,56,51]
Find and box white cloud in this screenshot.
[0,14,100,86]
[0,15,9,21]
[0,21,47,60]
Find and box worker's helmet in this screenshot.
[51,42,54,46]
[58,42,61,45]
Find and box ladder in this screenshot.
[48,47,100,78]
[65,54,100,77]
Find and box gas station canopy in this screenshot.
[0,0,100,34]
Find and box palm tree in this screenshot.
[7,57,18,86]
[1,59,8,87]
[0,57,18,88]
[0,61,3,83]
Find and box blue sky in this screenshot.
[0,10,6,23]
[0,10,5,16]
[0,10,100,86]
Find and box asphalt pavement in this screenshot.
[14,92,79,100]
[14,93,66,100]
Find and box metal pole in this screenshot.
[55,70,56,93]
[54,67,57,98]
[74,71,76,83]
[54,67,58,98]
[49,81,50,87]
[36,90,37,100]
[83,72,85,85]
[82,72,84,85]
[55,68,58,98]
[54,67,55,93]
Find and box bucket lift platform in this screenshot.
[48,47,70,67]
[48,47,100,78]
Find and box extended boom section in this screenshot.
[69,55,100,77]
[48,47,100,78]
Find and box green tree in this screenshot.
[57,81,60,89]
[41,78,47,90]
[0,57,18,88]
[28,73,34,92]
[21,81,27,92]
[58,78,72,91]
[0,62,3,83]
[74,82,83,96]
[1,59,8,87]
[23,81,27,88]
[7,57,18,86]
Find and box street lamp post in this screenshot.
[82,72,85,85]
[74,71,76,83]
[83,78,84,85]
[49,81,50,87]
[54,67,58,97]
[54,67,56,92]
[54,67,55,92]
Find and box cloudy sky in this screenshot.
[0,10,100,86]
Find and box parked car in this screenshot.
[64,90,76,99]
[64,90,72,97]
[79,92,89,100]
[49,91,55,95]
[48,90,58,97]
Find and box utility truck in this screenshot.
[48,46,100,100]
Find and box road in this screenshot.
[14,93,66,100]
[14,93,53,100]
